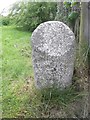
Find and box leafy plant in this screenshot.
[68,11,79,25]
[2,16,10,26]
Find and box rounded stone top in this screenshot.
[31,21,75,56]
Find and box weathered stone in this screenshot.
[31,21,76,89]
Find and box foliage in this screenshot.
[8,2,57,31]
[1,16,10,26]
[8,1,80,31]
[64,2,71,8]
[63,2,80,27]
[68,11,79,25]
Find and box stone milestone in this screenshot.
[31,21,76,89]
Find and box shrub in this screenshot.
[8,2,57,32]
[2,16,10,26]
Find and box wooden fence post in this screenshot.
[88,1,90,118]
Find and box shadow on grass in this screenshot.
[15,26,31,33]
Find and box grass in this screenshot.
[1,26,87,118]
[2,26,35,118]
